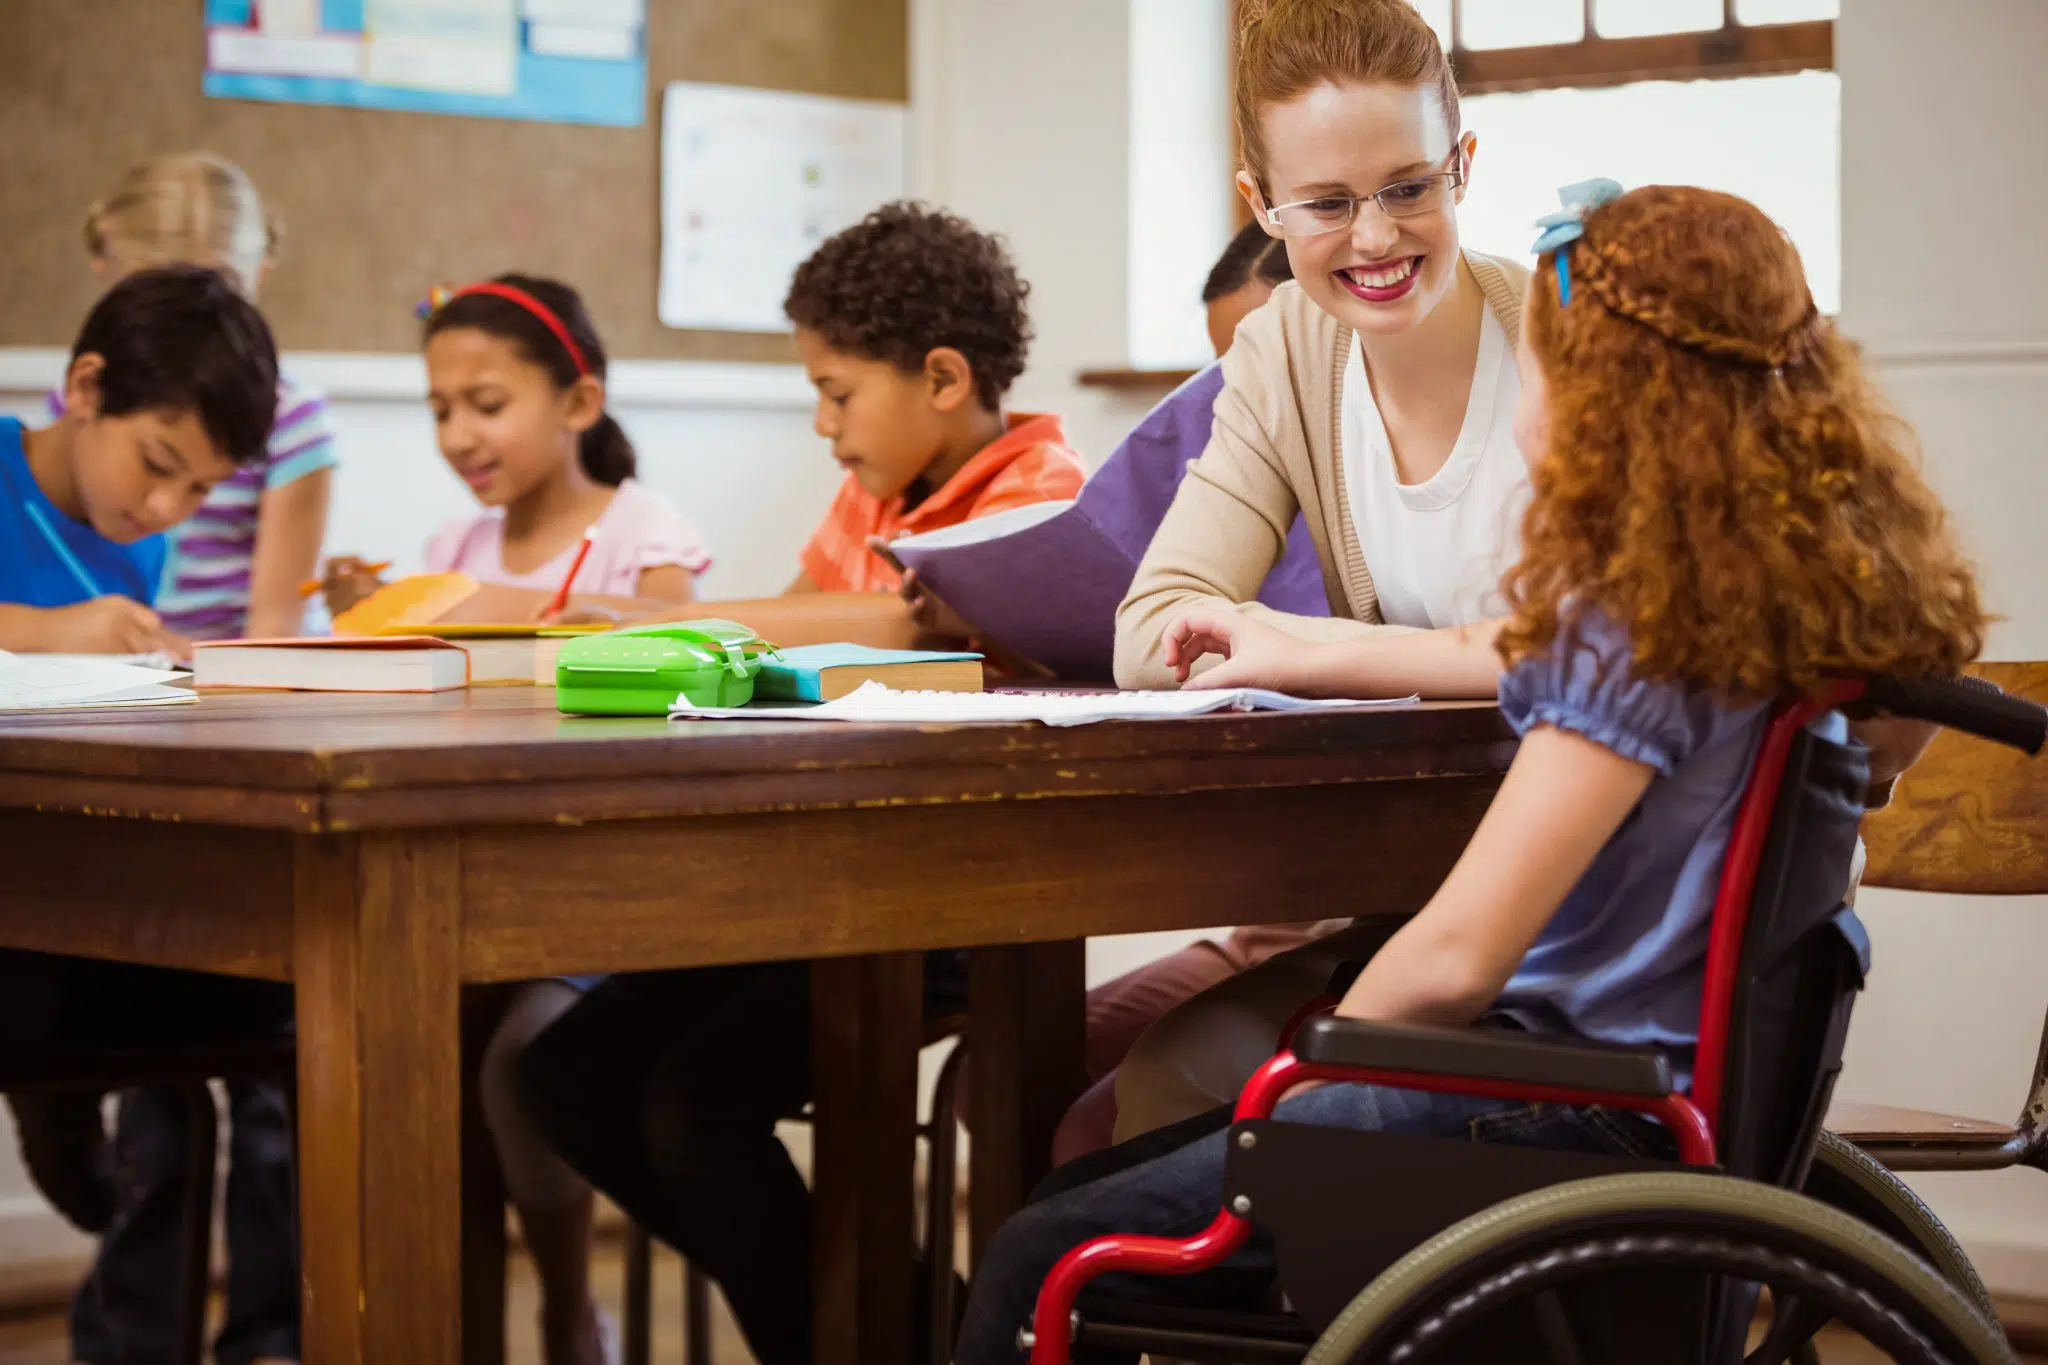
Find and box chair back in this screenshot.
[1862,661,2048,895]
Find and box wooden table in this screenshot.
[0,689,1513,1365]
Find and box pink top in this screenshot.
[424,479,712,597]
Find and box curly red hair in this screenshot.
[1499,185,1985,698]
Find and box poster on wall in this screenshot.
[203,0,646,127]
[658,82,909,333]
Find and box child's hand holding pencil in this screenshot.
[310,556,390,618]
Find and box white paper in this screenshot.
[0,656,194,713]
[670,682,1418,728]
[659,83,909,332]
[521,0,644,27]
[257,0,325,38]
[526,22,636,61]
[208,27,366,80]
[365,0,518,97]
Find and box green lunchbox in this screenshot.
[554,619,778,715]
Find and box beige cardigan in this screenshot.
[1113,250,1532,689]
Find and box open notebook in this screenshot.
[669,681,1418,727]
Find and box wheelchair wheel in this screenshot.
[1302,1172,2016,1365]
[1804,1129,2000,1324]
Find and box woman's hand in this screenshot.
[319,556,387,618]
[1162,607,1310,690]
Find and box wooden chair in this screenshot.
[0,1040,296,1365]
[1826,660,2048,1175]
[620,1021,971,1365]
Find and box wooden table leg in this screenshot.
[811,952,922,1365]
[294,832,465,1365]
[967,941,1087,1263]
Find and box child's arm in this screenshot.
[633,565,698,604]
[1337,726,1655,1026]
[0,598,191,660]
[245,469,334,638]
[1166,606,1504,698]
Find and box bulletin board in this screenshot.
[0,0,907,361]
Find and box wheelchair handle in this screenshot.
[1858,675,2046,755]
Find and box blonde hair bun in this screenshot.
[81,151,277,298]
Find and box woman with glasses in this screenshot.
[1102,0,1534,1148]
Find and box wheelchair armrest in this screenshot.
[1292,1016,1674,1099]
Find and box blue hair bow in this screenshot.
[1531,177,1624,306]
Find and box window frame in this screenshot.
[1448,1,1831,95]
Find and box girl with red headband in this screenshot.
[328,274,709,1365]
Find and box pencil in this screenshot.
[543,533,596,619]
[300,561,391,597]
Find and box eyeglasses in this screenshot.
[1261,148,1465,239]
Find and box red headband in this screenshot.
[432,282,591,377]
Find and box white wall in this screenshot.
[910,0,1159,470]
[1128,0,1236,369]
[1834,0,2048,1295]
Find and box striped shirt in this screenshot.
[47,376,339,639]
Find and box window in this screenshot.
[1458,72,1840,313]
[1427,0,1841,313]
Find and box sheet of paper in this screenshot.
[0,656,194,712]
[671,682,1418,728]
[365,0,519,96]
[659,83,909,332]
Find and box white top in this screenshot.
[1341,307,1530,629]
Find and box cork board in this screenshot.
[0,0,906,361]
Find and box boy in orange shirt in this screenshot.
[513,201,1079,1365]
[784,200,1083,616]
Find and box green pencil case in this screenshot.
[554,620,777,715]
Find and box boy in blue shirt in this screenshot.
[0,264,286,1365]
[0,264,277,657]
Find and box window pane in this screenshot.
[1457,71,1840,313]
[1736,0,1838,20]
[1408,0,1454,50]
[1595,0,1722,38]
[1460,0,1583,50]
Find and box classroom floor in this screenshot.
[0,1243,2037,1365]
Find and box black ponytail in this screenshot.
[424,272,634,486]
[578,412,637,486]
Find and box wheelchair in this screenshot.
[1021,674,2048,1365]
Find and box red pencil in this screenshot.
[543,532,595,619]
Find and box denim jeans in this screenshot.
[952,1083,1664,1365]
[72,1082,300,1365]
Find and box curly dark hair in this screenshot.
[783,201,1032,410]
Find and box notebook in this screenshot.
[191,637,470,692]
[0,652,194,712]
[877,501,1130,679]
[670,681,1418,727]
[754,644,984,703]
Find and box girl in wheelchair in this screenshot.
[951,179,1988,1363]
